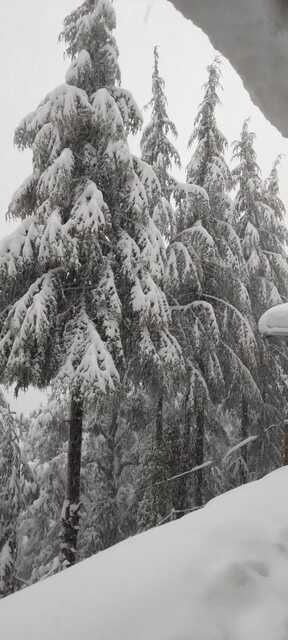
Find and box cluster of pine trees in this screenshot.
[1,0,288,596]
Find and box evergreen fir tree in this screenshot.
[0,393,21,597]
[166,60,261,510]
[186,57,228,196]
[136,47,184,527]
[141,46,181,242]
[0,0,182,566]
[231,123,288,311]
[17,389,140,579]
[232,127,288,472]
[136,393,182,530]
[16,395,68,584]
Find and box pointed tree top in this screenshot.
[266,155,280,193]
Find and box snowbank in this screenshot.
[2,468,288,639]
[259,302,288,337]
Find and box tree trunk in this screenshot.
[105,400,120,548]
[156,393,163,447]
[61,391,84,567]
[282,420,288,466]
[154,392,167,520]
[194,404,205,508]
[176,383,191,518]
[240,394,249,485]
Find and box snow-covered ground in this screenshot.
[2,468,288,639]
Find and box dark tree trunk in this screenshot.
[282,420,288,466]
[176,383,192,518]
[240,394,249,485]
[61,391,84,567]
[154,392,167,519]
[105,401,120,548]
[194,404,205,508]
[156,393,163,447]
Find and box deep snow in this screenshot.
[2,467,288,639]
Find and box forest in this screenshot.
[1,0,288,597]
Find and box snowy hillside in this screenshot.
[2,467,288,639]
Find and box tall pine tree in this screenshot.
[0,393,21,598]
[0,0,182,565]
[232,125,288,475]
[141,45,181,242]
[167,59,260,510]
[135,47,183,528]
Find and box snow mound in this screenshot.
[259,303,288,337]
[2,468,288,639]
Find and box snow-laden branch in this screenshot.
[150,419,281,489]
[222,436,258,463]
[153,461,213,486]
[203,294,256,343]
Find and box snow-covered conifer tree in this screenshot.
[16,395,69,584]
[232,128,288,471]
[141,46,181,242]
[0,393,21,597]
[166,61,260,509]
[135,48,184,526]
[0,0,181,565]
[186,58,228,195]
[17,391,140,580]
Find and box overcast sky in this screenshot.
[1,0,288,414]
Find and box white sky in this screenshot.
[1,0,288,415]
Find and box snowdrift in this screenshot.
[259,302,288,337]
[2,468,288,639]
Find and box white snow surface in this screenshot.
[259,302,288,337]
[2,468,288,638]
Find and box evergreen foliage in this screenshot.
[141,46,181,242]
[167,60,261,509]
[232,123,288,472]
[0,393,21,598]
[2,2,288,592]
[0,0,182,565]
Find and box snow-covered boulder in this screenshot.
[2,468,288,639]
[259,302,288,337]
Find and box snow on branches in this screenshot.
[6,175,37,220]
[66,180,108,237]
[0,3,184,546]
[0,272,60,388]
[14,85,92,150]
[60,0,120,90]
[59,309,119,403]
[110,88,143,135]
[0,219,40,281]
[37,149,75,208]
[0,396,21,597]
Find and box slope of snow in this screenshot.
[2,468,288,638]
[259,302,288,336]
